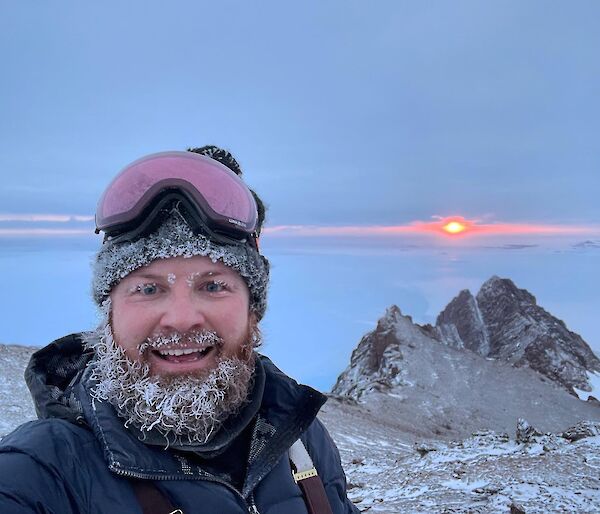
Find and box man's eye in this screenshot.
[136,283,158,295]
[205,280,227,293]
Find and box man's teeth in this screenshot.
[157,347,210,356]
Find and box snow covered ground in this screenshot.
[320,399,600,513]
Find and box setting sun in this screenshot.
[443,221,467,234]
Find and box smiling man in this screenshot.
[0,147,358,514]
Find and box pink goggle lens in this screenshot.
[96,151,257,231]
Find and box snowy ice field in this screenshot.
[2,236,600,391]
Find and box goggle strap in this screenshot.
[103,194,258,250]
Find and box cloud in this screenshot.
[573,240,600,249]
[0,228,92,236]
[0,213,95,237]
[0,214,94,222]
[483,244,539,250]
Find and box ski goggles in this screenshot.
[95,151,259,248]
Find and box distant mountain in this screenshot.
[333,277,600,438]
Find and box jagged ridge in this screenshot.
[332,276,600,439]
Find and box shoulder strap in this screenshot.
[289,439,334,514]
[130,480,183,514]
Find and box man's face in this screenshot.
[110,255,253,377]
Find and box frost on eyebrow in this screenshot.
[167,273,176,285]
[186,271,212,288]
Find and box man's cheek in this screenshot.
[111,328,145,361]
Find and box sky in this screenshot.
[1,1,599,390]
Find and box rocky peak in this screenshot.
[379,305,403,331]
[436,276,600,394]
[331,302,600,442]
[476,277,539,355]
[477,275,537,307]
[337,276,600,399]
[332,305,434,397]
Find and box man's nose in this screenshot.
[158,290,207,333]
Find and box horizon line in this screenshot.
[0,214,599,239]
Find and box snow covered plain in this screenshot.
[2,344,599,513]
[320,399,600,513]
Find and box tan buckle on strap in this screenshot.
[293,467,318,483]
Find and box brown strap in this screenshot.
[130,480,183,514]
[296,475,334,514]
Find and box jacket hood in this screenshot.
[25,333,95,423]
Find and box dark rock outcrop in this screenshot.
[516,418,543,443]
[436,289,489,354]
[560,420,600,442]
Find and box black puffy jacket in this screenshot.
[0,334,358,514]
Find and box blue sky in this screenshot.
[1,1,600,389]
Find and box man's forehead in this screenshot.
[127,256,239,279]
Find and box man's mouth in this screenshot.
[153,346,215,363]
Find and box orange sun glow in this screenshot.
[442,220,467,235]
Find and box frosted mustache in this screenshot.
[137,330,223,355]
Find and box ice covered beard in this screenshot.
[88,303,257,445]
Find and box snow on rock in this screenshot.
[515,418,543,444]
[561,420,600,442]
[575,371,600,402]
[327,275,600,511]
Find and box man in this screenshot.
[0,146,358,513]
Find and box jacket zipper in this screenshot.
[248,493,260,514]
[110,464,259,513]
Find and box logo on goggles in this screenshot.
[228,218,248,228]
